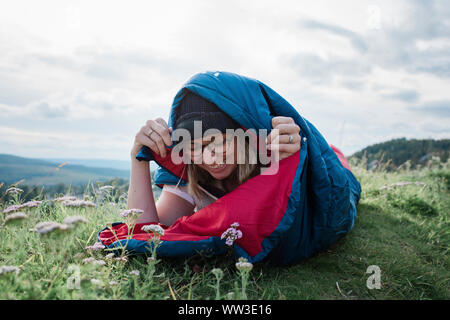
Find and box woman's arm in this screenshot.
[127,156,196,225]
[127,157,159,223]
[128,117,196,225]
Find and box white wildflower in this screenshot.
[93,259,106,266]
[109,280,118,286]
[142,224,165,237]
[99,185,114,191]
[82,257,105,266]
[211,268,224,280]
[0,265,20,275]
[21,200,42,208]
[82,257,95,264]
[63,200,96,208]
[119,208,144,218]
[5,187,23,195]
[235,257,253,272]
[4,212,28,224]
[53,196,78,202]
[105,253,115,259]
[64,215,88,225]
[85,242,105,251]
[90,278,103,286]
[3,204,23,214]
[129,270,140,276]
[114,256,128,263]
[32,221,70,234]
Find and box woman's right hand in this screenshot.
[130,118,173,159]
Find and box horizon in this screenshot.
[2,135,449,163]
[1,1,449,159]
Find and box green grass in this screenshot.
[0,159,449,300]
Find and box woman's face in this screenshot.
[188,133,238,180]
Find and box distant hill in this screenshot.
[0,153,131,186]
[36,157,132,171]
[35,157,159,172]
[349,138,450,170]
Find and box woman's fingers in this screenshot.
[266,123,300,144]
[266,117,301,160]
[145,119,172,158]
[136,130,160,156]
[154,118,173,147]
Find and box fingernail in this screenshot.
[267,144,271,149]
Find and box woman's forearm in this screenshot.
[127,157,159,223]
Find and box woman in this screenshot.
[99,71,360,265]
[128,90,302,226]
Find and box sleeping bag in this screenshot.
[98,70,362,265]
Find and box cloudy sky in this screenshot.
[1,0,449,161]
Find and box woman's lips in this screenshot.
[205,163,227,172]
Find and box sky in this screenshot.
[0,0,449,160]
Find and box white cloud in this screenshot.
[0,0,449,160]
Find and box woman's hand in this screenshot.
[266,116,301,161]
[130,118,173,159]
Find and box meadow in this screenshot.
[0,157,448,300]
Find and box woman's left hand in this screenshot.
[266,116,301,161]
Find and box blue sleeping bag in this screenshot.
[99,70,362,265]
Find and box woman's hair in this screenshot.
[184,136,261,201]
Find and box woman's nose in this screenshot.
[202,148,217,165]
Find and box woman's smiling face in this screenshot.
[188,133,238,180]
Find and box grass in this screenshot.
[0,158,449,300]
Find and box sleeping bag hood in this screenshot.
[99,70,362,265]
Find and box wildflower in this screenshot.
[85,242,105,251]
[82,257,95,264]
[221,222,243,246]
[142,224,165,237]
[119,208,144,218]
[21,200,42,208]
[109,280,118,286]
[211,268,224,300]
[62,200,96,208]
[226,292,236,300]
[64,215,88,225]
[0,265,20,275]
[129,270,140,276]
[82,257,106,266]
[53,196,78,202]
[5,187,23,195]
[4,212,28,224]
[235,257,253,299]
[235,257,253,272]
[105,253,115,259]
[93,259,106,266]
[3,204,23,214]
[32,221,70,234]
[211,268,224,280]
[99,185,114,191]
[90,278,103,286]
[114,256,128,263]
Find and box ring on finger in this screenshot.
[288,135,293,143]
[147,129,153,136]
